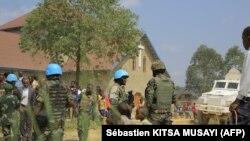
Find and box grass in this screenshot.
[64,118,102,141]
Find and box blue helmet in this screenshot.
[7,73,17,82]
[114,69,129,79]
[46,63,62,76]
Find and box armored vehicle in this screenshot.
[196,80,240,124]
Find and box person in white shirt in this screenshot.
[20,77,36,141]
[229,26,250,125]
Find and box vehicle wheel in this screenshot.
[197,110,209,125]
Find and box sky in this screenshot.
[1,0,250,87]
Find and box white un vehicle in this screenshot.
[196,79,240,124]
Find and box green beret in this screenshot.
[3,83,13,90]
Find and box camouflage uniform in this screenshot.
[109,83,128,106]
[77,93,94,141]
[109,83,128,124]
[0,84,20,141]
[145,60,176,125]
[35,79,68,141]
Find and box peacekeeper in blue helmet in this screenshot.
[5,73,22,140]
[6,73,22,101]
[109,69,129,106]
[34,63,70,141]
[107,69,132,124]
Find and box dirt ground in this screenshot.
[63,117,195,141]
[63,119,102,141]
[63,128,101,141]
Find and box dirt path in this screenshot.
[64,128,101,141]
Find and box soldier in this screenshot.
[6,73,22,101]
[0,83,20,141]
[145,60,176,125]
[34,63,69,141]
[77,84,94,141]
[6,73,21,139]
[109,69,129,105]
[108,69,130,124]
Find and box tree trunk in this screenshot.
[76,47,81,88]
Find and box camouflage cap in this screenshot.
[3,83,13,90]
[151,60,166,70]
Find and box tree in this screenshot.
[185,45,224,94]
[20,0,141,85]
[224,46,244,74]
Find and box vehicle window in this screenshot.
[214,82,226,88]
[227,82,238,89]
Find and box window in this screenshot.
[227,82,239,90]
[132,57,136,71]
[143,56,146,72]
[214,82,226,89]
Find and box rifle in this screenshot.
[127,90,134,107]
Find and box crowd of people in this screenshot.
[173,102,197,121]
[0,59,176,141]
[0,72,39,141]
[1,25,250,140]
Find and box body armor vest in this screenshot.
[47,81,68,120]
[151,77,174,111]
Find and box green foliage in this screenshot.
[224,46,244,73]
[185,45,245,95]
[20,0,141,85]
[185,45,224,94]
[78,70,112,89]
[174,86,184,95]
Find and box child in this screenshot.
[117,102,134,125]
[98,94,108,124]
[135,107,152,125]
